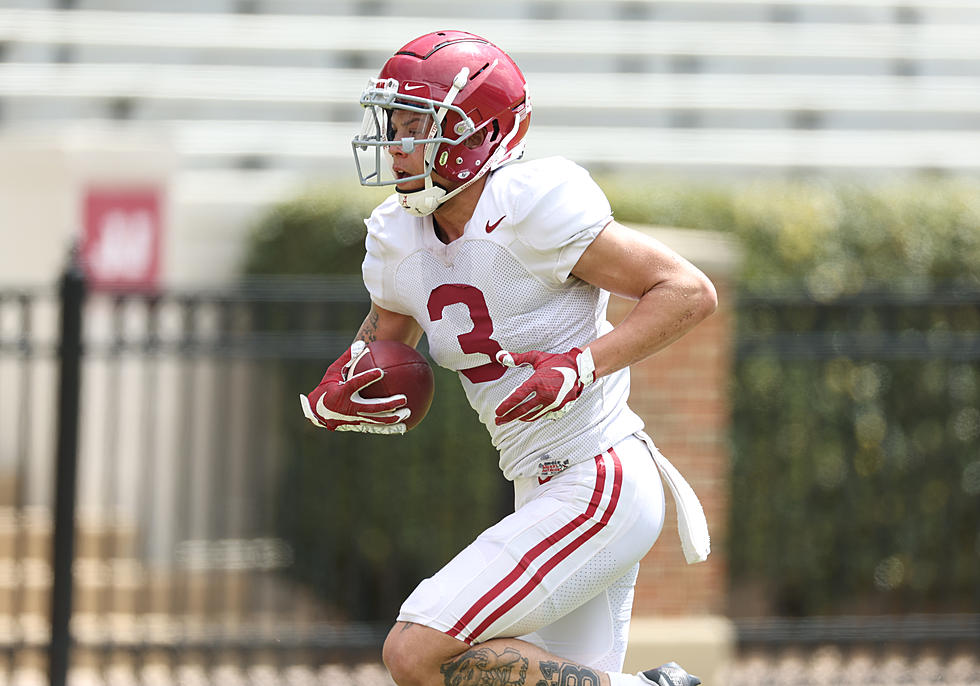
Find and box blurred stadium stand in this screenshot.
[1,0,979,210]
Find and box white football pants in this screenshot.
[397,433,666,670]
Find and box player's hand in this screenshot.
[299,341,410,435]
[493,347,596,425]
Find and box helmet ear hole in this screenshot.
[463,129,486,150]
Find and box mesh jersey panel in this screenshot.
[362,157,644,479]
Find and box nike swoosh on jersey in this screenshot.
[485,215,506,233]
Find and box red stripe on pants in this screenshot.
[448,449,623,644]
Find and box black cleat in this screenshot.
[638,661,702,686]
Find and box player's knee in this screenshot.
[384,621,469,686]
[382,628,425,686]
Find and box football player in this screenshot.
[302,31,716,686]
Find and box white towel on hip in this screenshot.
[637,431,711,564]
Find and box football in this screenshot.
[352,340,435,431]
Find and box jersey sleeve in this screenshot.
[361,197,415,315]
[509,158,613,286]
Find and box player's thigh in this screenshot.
[398,435,664,645]
[395,488,573,635]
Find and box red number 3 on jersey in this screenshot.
[427,284,506,383]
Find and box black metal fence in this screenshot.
[730,286,980,630]
[0,258,509,686]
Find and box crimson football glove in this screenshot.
[493,347,596,425]
[299,341,410,435]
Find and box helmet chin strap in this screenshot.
[396,168,485,217]
[397,127,526,217]
[397,183,447,217]
[399,82,529,218]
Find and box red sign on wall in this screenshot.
[81,188,163,291]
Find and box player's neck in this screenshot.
[432,175,488,244]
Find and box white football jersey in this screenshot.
[362,156,644,480]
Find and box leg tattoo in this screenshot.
[537,660,601,686]
[441,647,529,686]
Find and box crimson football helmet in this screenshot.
[353,31,531,217]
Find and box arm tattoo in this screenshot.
[537,660,601,686]
[441,647,529,686]
[357,309,380,343]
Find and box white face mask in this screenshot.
[352,70,472,184]
[353,70,485,217]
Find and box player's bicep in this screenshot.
[356,302,423,348]
[571,220,709,301]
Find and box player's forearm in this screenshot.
[587,275,717,379]
[355,302,424,347]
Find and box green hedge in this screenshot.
[246,175,980,619]
[244,185,387,277]
[603,174,980,614]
